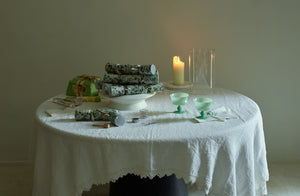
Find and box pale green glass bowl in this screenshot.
[193,97,213,119]
[170,92,189,114]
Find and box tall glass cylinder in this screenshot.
[185,48,215,88]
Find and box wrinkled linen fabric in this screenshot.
[33,88,269,196]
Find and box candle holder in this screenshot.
[164,56,193,90]
[165,49,215,92]
[193,97,213,119]
[170,92,189,114]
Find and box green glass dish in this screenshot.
[194,97,213,119]
[170,92,189,114]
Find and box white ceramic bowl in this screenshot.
[101,93,156,111]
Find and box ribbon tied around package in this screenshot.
[72,75,100,97]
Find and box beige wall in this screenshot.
[1,0,299,163]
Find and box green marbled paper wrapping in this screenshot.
[103,72,159,85]
[147,82,164,93]
[93,109,119,121]
[75,110,93,121]
[109,85,125,97]
[105,63,156,75]
[102,82,163,97]
[75,109,119,121]
[125,85,148,95]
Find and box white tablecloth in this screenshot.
[33,88,269,196]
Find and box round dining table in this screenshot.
[32,88,269,196]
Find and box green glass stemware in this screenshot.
[170,92,189,114]
[194,97,213,119]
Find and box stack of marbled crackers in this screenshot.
[101,63,163,97]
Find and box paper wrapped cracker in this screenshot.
[75,109,119,122]
[105,63,156,75]
[103,72,159,85]
[102,83,163,97]
[147,82,163,93]
[109,85,125,97]
[125,85,148,95]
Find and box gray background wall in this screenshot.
[0,0,299,163]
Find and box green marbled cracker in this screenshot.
[75,110,93,121]
[102,83,163,97]
[93,109,119,121]
[75,109,119,122]
[147,82,164,93]
[105,63,156,75]
[109,85,125,97]
[125,85,148,95]
[103,73,159,85]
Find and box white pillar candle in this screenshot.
[173,56,184,85]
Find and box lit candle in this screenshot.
[173,56,184,85]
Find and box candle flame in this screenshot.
[173,56,181,63]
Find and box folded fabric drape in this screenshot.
[33,88,269,196]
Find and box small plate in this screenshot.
[101,93,156,111]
